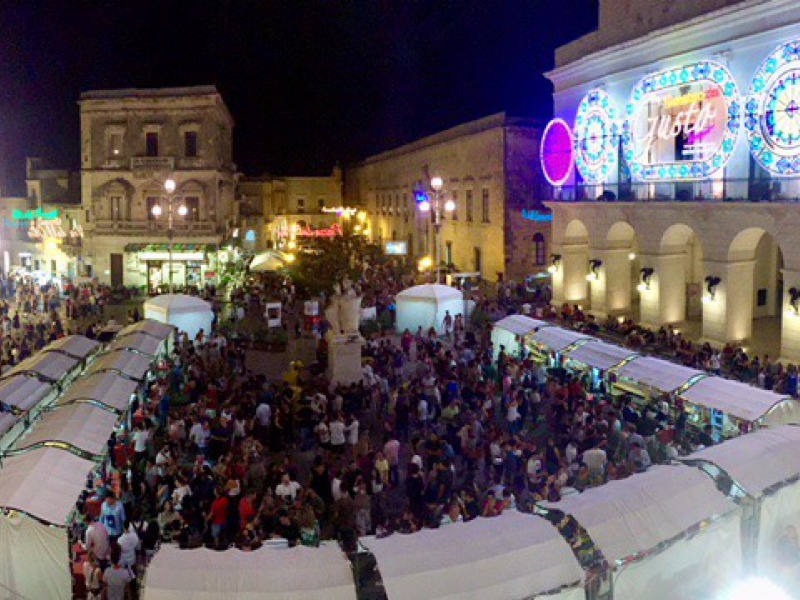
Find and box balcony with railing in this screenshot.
[130,156,175,172]
[93,219,221,236]
[547,177,800,204]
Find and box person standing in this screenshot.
[99,492,126,541]
[103,547,133,600]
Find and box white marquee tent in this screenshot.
[143,543,357,600]
[120,319,176,340]
[2,352,80,385]
[42,335,100,361]
[613,356,704,394]
[531,326,591,353]
[563,340,638,372]
[491,315,550,359]
[0,374,54,413]
[143,294,213,340]
[395,284,464,335]
[362,512,584,600]
[249,250,287,272]
[56,371,139,413]
[108,331,166,357]
[88,349,153,382]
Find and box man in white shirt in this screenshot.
[345,416,359,447]
[275,474,302,503]
[117,524,140,569]
[329,415,346,454]
[85,515,110,564]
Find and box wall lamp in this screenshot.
[547,253,562,274]
[789,287,800,316]
[586,259,603,281]
[637,267,654,292]
[702,276,722,303]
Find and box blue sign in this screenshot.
[521,210,553,223]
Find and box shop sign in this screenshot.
[622,61,741,181]
[321,207,359,216]
[294,223,343,238]
[521,210,553,223]
[28,218,83,240]
[384,241,408,255]
[13,208,59,221]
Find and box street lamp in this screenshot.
[419,175,455,284]
[150,178,187,293]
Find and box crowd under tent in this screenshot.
[7,403,120,460]
[361,511,584,600]
[677,376,800,438]
[545,464,741,600]
[0,448,96,600]
[119,318,175,341]
[611,356,704,398]
[143,543,357,600]
[87,349,154,382]
[55,371,139,414]
[395,284,464,335]
[107,331,166,357]
[42,335,101,361]
[527,326,591,365]
[491,315,551,359]
[562,340,639,389]
[143,294,214,340]
[2,352,81,386]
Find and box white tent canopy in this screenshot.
[108,331,165,357]
[493,315,550,336]
[43,335,100,360]
[120,319,175,340]
[678,376,800,425]
[12,403,119,458]
[0,414,18,440]
[250,250,287,272]
[614,356,704,394]
[564,340,638,371]
[0,374,54,412]
[2,352,80,384]
[546,464,736,563]
[0,447,95,525]
[395,284,464,335]
[144,294,213,340]
[56,371,139,413]
[683,425,800,496]
[532,327,591,353]
[362,512,583,600]
[143,543,357,600]
[87,349,153,381]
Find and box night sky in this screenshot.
[0,1,597,193]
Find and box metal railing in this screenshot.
[548,177,800,203]
[93,220,219,235]
[130,156,174,171]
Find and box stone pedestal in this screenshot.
[327,334,364,385]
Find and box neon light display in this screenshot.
[573,89,618,184]
[294,223,343,238]
[745,40,800,175]
[540,118,574,186]
[13,208,59,221]
[622,61,740,181]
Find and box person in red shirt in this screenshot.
[238,490,258,532]
[206,488,229,549]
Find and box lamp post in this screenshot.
[419,176,455,284]
[151,178,187,293]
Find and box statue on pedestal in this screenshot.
[324,280,362,337]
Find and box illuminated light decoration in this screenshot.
[540,118,574,186]
[13,208,59,221]
[245,229,256,242]
[622,61,741,181]
[745,40,800,175]
[294,223,343,238]
[521,209,553,223]
[573,89,619,184]
[321,206,359,216]
[28,218,83,240]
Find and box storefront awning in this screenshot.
[125,243,218,261]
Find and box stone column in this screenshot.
[702,259,755,345]
[781,268,800,364]
[658,251,688,325]
[637,253,660,329]
[598,247,632,317]
[550,243,565,307]
[562,242,589,305]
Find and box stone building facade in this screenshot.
[79,86,236,290]
[345,113,550,282]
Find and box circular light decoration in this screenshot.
[622,61,741,181]
[540,118,574,186]
[574,89,618,184]
[745,40,800,175]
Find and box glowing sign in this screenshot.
[384,241,408,255]
[321,206,359,216]
[521,210,553,223]
[745,40,800,175]
[622,61,741,181]
[13,208,59,221]
[540,118,574,186]
[28,218,83,240]
[573,89,618,185]
[289,223,343,238]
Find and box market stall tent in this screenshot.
[531,326,592,353]
[108,331,166,357]
[143,294,213,340]
[119,319,175,340]
[613,356,704,395]
[249,250,287,272]
[563,340,638,372]
[362,511,584,600]
[55,371,139,414]
[2,352,80,385]
[491,315,550,359]
[42,335,100,361]
[143,543,357,600]
[395,284,464,335]
[87,349,153,382]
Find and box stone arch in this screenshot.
[94,178,135,221]
[660,223,697,249]
[605,221,635,244]
[565,219,589,242]
[727,227,786,263]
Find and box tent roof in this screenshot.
[362,511,583,599]
[545,464,735,563]
[42,335,100,360]
[2,352,79,384]
[493,315,551,336]
[532,327,592,353]
[0,375,54,412]
[250,251,286,272]
[13,404,119,458]
[143,543,357,600]
[119,319,175,340]
[683,425,800,496]
[144,293,212,315]
[0,447,95,525]
[0,413,18,439]
[678,376,793,422]
[56,372,138,413]
[87,350,152,381]
[396,284,463,302]
[108,332,164,357]
[615,356,704,394]
[564,340,638,371]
